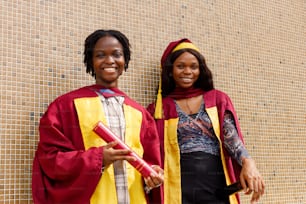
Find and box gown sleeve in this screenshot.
[32,98,104,204]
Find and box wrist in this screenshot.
[241,157,253,165]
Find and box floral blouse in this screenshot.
[175,101,250,165]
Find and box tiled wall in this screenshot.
[0,1,305,203]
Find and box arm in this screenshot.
[37,101,103,180]
[34,100,103,203]
[223,110,250,165]
[223,111,265,203]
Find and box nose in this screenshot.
[104,55,115,64]
[183,67,192,74]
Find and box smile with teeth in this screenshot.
[181,77,192,82]
[102,67,117,73]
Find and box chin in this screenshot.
[179,84,193,89]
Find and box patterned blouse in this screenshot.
[175,101,250,165]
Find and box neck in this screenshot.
[176,95,203,115]
[96,80,118,88]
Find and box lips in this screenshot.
[180,77,193,83]
[102,67,117,73]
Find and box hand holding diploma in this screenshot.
[143,165,164,193]
[102,141,137,167]
[93,121,164,190]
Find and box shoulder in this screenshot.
[146,97,173,112]
[204,89,228,97]
[49,85,97,108]
[203,89,233,108]
[122,94,142,110]
[122,94,153,118]
[206,89,232,100]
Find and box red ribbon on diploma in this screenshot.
[93,121,158,178]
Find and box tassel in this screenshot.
[154,78,163,119]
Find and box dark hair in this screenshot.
[83,29,131,77]
[161,49,214,97]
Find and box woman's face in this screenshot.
[172,51,200,89]
[92,36,125,87]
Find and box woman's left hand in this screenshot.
[144,165,164,190]
[240,158,265,204]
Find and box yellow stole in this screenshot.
[74,97,147,204]
[164,106,238,204]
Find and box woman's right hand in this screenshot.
[102,141,136,167]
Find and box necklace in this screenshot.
[185,99,193,115]
[176,95,203,116]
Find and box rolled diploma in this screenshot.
[93,121,157,177]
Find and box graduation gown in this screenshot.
[32,84,161,204]
[147,89,244,204]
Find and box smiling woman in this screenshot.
[147,38,265,204]
[32,29,164,204]
[92,36,125,87]
[172,52,200,89]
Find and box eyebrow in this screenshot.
[175,61,198,64]
[94,48,123,52]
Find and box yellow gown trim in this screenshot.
[206,106,238,204]
[163,106,238,204]
[74,97,147,204]
[164,118,181,204]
